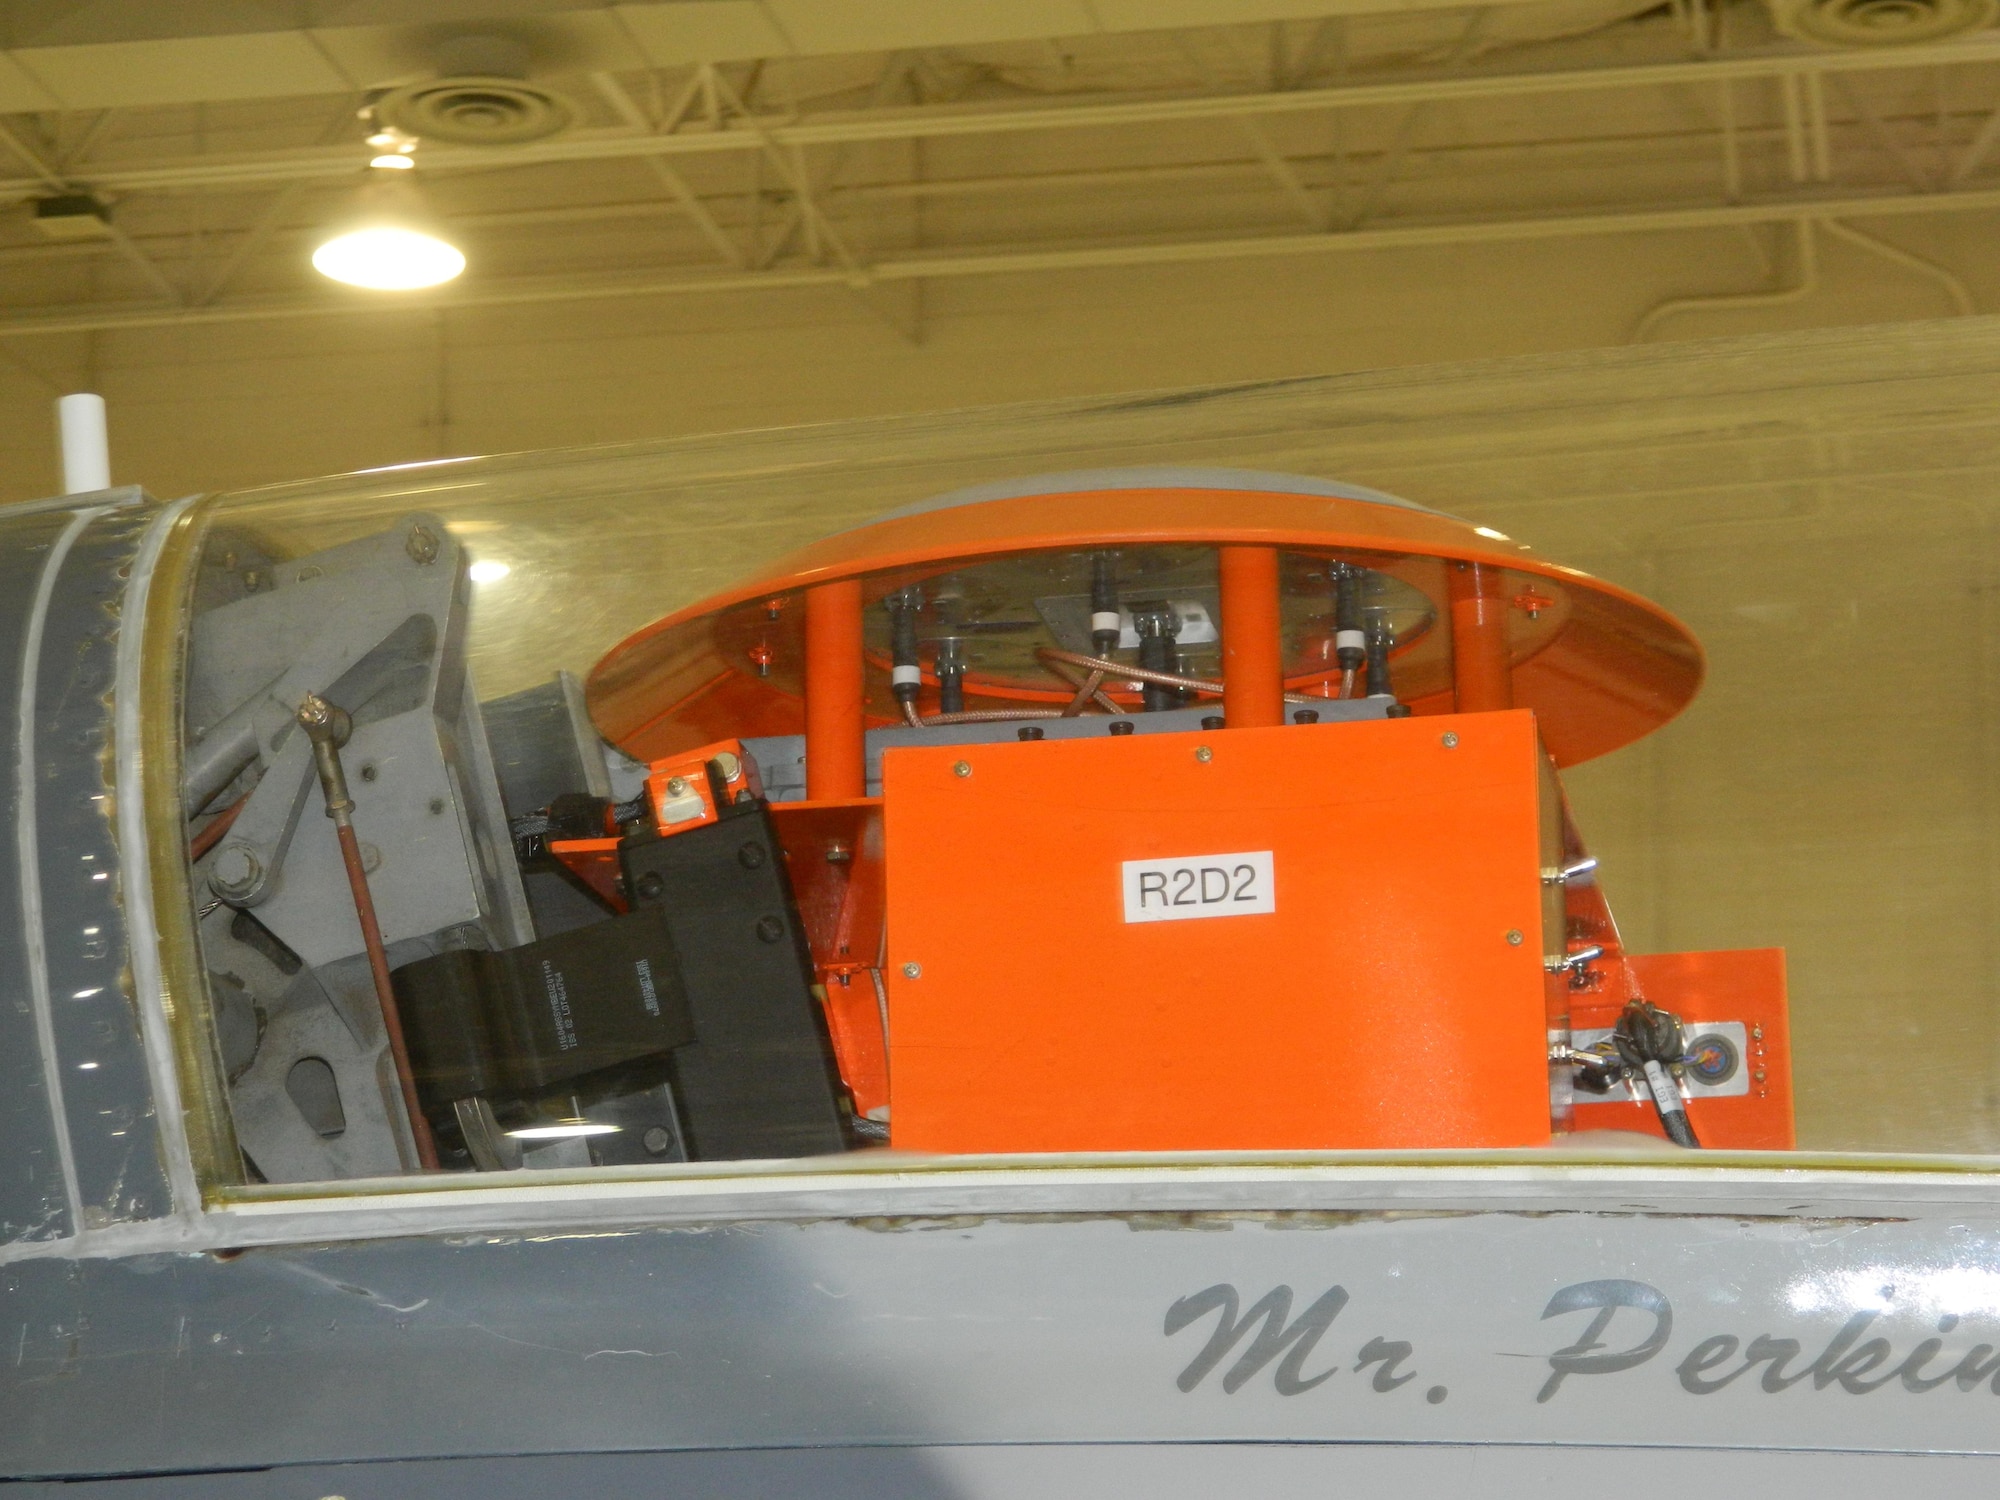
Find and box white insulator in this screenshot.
[1090,611,1122,635]
[57,393,110,495]
[1336,628,1366,654]
[891,664,922,688]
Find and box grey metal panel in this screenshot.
[30,507,170,1228]
[0,506,86,1245]
[17,1208,2000,1476]
[15,1444,2000,1500]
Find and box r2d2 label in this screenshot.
[1122,851,1275,924]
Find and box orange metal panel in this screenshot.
[1573,948,1793,1150]
[883,711,1554,1152]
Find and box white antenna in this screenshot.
[57,393,110,495]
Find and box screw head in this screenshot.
[825,840,852,864]
[738,842,767,869]
[952,760,972,778]
[902,962,922,979]
[1441,732,1460,748]
[1505,929,1524,946]
[634,871,665,901]
[642,1126,673,1155]
[664,776,689,797]
[405,524,440,566]
[755,915,784,944]
[1194,745,1213,763]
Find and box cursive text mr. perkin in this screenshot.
[1166,1279,2000,1402]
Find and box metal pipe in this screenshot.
[1037,646,1323,705]
[1448,560,1514,713]
[297,693,439,1171]
[805,579,866,801]
[1219,545,1285,729]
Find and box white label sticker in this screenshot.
[1122,851,1275,924]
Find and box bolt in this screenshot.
[1108,720,1135,737]
[642,1126,672,1155]
[1017,726,1044,741]
[359,763,378,782]
[756,915,785,943]
[1293,709,1320,725]
[1505,929,1524,946]
[1195,745,1213,763]
[635,871,665,901]
[1754,1068,1767,1084]
[427,797,446,816]
[1442,732,1459,748]
[1201,715,1225,730]
[405,524,440,565]
[664,776,689,797]
[902,962,922,979]
[825,840,852,864]
[209,844,262,897]
[953,760,972,778]
[738,842,767,869]
[1751,1024,1764,1041]
[711,751,742,782]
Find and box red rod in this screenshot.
[1219,545,1285,729]
[333,821,440,1170]
[1449,560,1514,713]
[805,578,867,800]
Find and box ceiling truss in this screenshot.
[5,19,2000,341]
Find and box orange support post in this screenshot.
[1450,560,1514,714]
[1219,545,1284,729]
[805,578,866,800]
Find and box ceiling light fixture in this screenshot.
[312,165,465,291]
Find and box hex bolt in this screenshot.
[1017,726,1044,741]
[1108,720,1135,737]
[711,751,742,782]
[1201,716,1225,731]
[635,871,665,901]
[1505,929,1524,945]
[1293,709,1320,725]
[642,1127,672,1155]
[738,842,767,869]
[405,524,440,565]
[1442,732,1460,748]
[902,962,922,979]
[210,844,262,897]
[755,915,785,944]
[953,760,972,778]
[1195,746,1213,763]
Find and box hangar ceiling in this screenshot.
[3,0,1999,340]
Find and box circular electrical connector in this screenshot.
[1684,1032,1741,1087]
[1767,0,1997,46]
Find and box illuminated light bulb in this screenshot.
[370,153,416,170]
[312,167,465,291]
[468,559,511,583]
